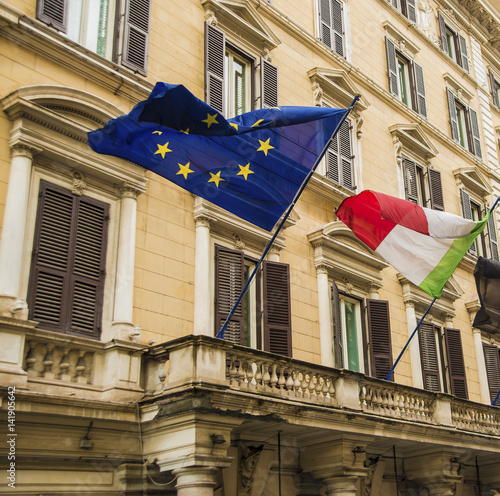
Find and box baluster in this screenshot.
[270,363,279,392]
[398,393,405,418]
[308,374,316,400]
[286,368,294,397]
[315,375,323,402]
[359,385,366,408]
[237,356,246,388]
[301,371,309,399]
[262,362,271,391]
[387,390,394,416]
[24,340,38,378]
[278,366,286,394]
[247,360,257,390]
[74,351,87,384]
[59,347,71,381]
[364,386,373,411]
[321,377,329,403]
[43,344,55,380]
[228,354,238,387]
[293,370,301,398]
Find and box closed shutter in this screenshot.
[483,343,500,404]
[438,12,447,52]
[28,182,108,339]
[489,70,499,108]
[487,214,499,261]
[263,261,292,356]
[36,0,67,33]
[447,88,460,143]
[205,22,225,114]
[385,38,399,98]
[418,322,441,392]
[121,0,151,75]
[261,59,279,108]
[319,0,332,48]
[331,0,344,57]
[339,120,353,189]
[458,34,470,73]
[403,157,419,204]
[428,168,444,211]
[214,245,245,344]
[468,108,482,159]
[460,189,477,256]
[366,299,393,380]
[406,0,417,24]
[331,282,343,368]
[444,328,468,399]
[413,62,427,118]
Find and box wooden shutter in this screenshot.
[418,322,441,392]
[385,38,399,98]
[319,0,333,48]
[458,34,470,73]
[121,0,151,75]
[263,261,292,356]
[406,0,417,24]
[483,344,500,404]
[460,189,478,256]
[489,70,499,108]
[403,157,419,204]
[214,245,245,344]
[428,168,444,211]
[331,282,343,368]
[331,0,344,57]
[36,0,67,33]
[444,328,468,399]
[447,88,460,143]
[366,299,393,380]
[468,108,482,159]
[339,120,353,190]
[413,62,427,118]
[488,214,500,261]
[205,22,225,114]
[261,59,279,108]
[438,12,447,52]
[28,182,108,339]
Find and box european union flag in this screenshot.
[88,83,351,231]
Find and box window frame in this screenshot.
[438,12,469,72]
[225,44,254,118]
[489,70,500,110]
[317,0,348,59]
[387,0,417,24]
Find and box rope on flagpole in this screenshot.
[217,95,360,339]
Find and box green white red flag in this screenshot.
[336,190,490,298]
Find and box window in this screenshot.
[438,12,469,72]
[332,282,393,379]
[205,22,278,115]
[36,0,151,75]
[325,119,355,190]
[402,158,444,210]
[489,70,500,110]
[386,38,427,118]
[483,343,500,404]
[27,181,108,339]
[387,0,417,24]
[215,245,292,356]
[447,89,482,158]
[318,0,345,58]
[418,322,468,399]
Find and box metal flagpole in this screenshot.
[493,389,500,406]
[386,195,500,382]
[216,96,360,339]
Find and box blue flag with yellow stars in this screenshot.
[88,83,351,231]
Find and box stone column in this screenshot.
[323,476,359,496]
[174,466,219,496]
[111,183,140,341]
[404,301,423,388]
[0,145,39,317]
[473,328,492,404]
[316,265,334,368]
[267,245,281,262]
[193,215,213,336]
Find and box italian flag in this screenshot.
[336,190,490,298]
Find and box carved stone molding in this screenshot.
[72,171,87,196]
[119,183,142,200]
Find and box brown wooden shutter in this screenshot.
[331,281,343,368]
[121,0,151,75]
[438,12,447,52]
[460,189,477,256]
[339,120,354,190]
[319,0,333,48]
[403,157,419,204]
[261,59,279,108]
[447,88,460,143]
[418,322,441,392]
[263,261,292,356]
[458,34,470,73]
[28,182,108,339]
[214,245,245,344]
[489,70,499,108]
[428,168,444,211]
[36,0,68,33]
[366,299,393,380]
[468,108,482,159]
[444,327,468,399]
[487,214,499,261]
[483,343,500,404]
[413,62,427,118]
[205,22,225,114]
[331,0,344,57]
[406,0,417,24]
[385,37,399,98]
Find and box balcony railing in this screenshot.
[146,335,500,436]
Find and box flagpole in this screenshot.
[217,96,360,339]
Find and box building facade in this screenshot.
[1,0,500,494]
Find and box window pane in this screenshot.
[397,59,409,106]
[456,105,467,148]
[67,0,84,43]
[344,300,360,371]
[233,59,247,116]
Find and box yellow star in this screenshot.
[257,138,274,156]
[251,119,264,127]
[153,130,163,135]
[180,128,189,134]
[202,113,219,128]
[176,162,194,180]
[229,122,239,130]
[208,171,225,187]
[154,142,172,159]
[237,163,254,180]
